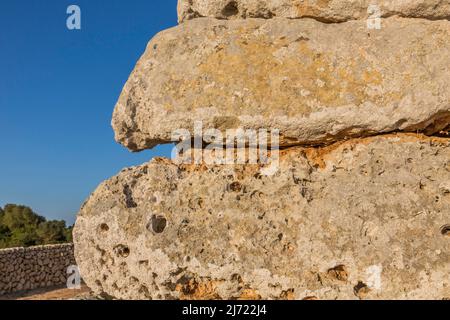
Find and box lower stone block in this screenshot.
[74,134,450,300]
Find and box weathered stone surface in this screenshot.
[112,17,450,152]
[178,0,450,23]
[74,134,450,300]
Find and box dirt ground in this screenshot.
[0,284,92,300]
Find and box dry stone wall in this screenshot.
[0,244,76,295]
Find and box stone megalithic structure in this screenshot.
[74,1,450,300]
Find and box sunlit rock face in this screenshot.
[74,135,450,300]
[75,0,450,300]
[112,17,450,152]
[178,0,450,23]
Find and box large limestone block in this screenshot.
[112,17,450,151]
[74,134,450,300]
[178,0,450,22]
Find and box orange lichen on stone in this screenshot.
[176,280,222,300]
[295,0,331,17]
[280,289,295,300]
[302,133,450,169]
[237,288,262,300]
[195,35,387,117]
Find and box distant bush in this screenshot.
[0,204,73,249]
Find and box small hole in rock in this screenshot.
[327,265,348,282]
[139,260,149,267]
[99,223,109,232]
[441,225,450,237]
[354,281,370,298]
[231,273,242,283]
[280,288,295,300]
[114,244,130,258]
[139,285,151,298]
[222,1,239,17]
[123,185,137,208]
[148,215,167,234]
[229,181,242,192]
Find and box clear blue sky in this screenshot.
[0,0,178,225]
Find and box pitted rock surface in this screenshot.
[74,134,450,300]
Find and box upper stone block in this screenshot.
[112,17,450,151]
[178,0,450,23]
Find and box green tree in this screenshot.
[64,226,74,242]
[37,220,69,244]
[0,204,73,249]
